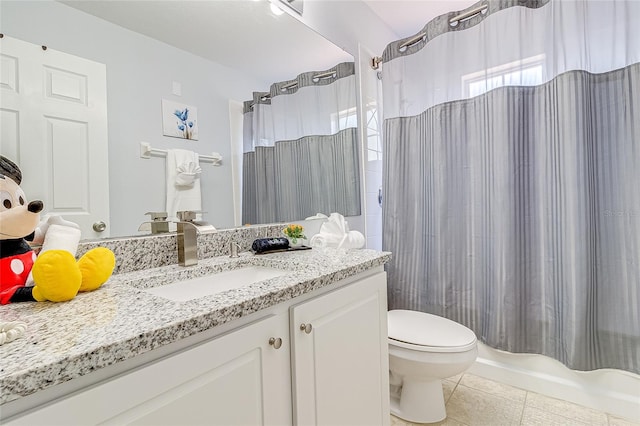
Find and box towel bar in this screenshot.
[139,142,222,165]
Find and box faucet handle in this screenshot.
[229,240,241,258]
[176,210,208,222]
[177,210,197,222]
[145,211,168,221]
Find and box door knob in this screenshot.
[269,337,283,349]
[300,323,312,334]
[93,221,107,232]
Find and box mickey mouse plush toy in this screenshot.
[0,155,115,304]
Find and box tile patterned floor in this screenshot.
[390,373,640,426]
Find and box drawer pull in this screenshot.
[300,323,313,334]
[269,337,283,349]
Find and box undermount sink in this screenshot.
[144,266,289,302]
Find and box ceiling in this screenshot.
[60,0,353,85]
[59,0,476,84]
[363,0,477,39]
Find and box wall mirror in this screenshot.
[0,0,354,241]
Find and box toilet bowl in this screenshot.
[388,309,477,424]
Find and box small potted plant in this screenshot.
[283,224,306,247]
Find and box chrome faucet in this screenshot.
[138,211,170,234]
[229,240,241,258]
[176,211,216,266]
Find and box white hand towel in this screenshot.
[337,230,366,249]
[175,161,201,186]
[310,232,343,248]
[309,234,327,248]
[319,212,349,237]
[309,212,366,249]
[305,213,329,220]
[166,149,202,221]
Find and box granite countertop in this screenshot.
[0,247,391,406]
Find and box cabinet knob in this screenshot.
[299,323,313,334]
[269,337,283,349]
[92,221,107,232]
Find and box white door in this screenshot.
[291,272,391,426]
[0,35,110,239]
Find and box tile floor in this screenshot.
[390,373,640,426]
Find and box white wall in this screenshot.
[1,0,397,240]
[1,0,266,237]
[284,1,396,243]
[288,0,398,58]
[358,44,384,251]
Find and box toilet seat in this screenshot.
[388,310,477,353]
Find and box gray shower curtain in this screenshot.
[382,0,640,373]
[242,62,361,224]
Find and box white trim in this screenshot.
[468,342,640,422]
[228,100,244,227]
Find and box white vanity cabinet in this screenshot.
[5,314,292,426]
[3,269,389,426]
[291,271,390,425]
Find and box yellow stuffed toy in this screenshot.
[0,155,115,304]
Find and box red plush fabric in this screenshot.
[0,251,36,304]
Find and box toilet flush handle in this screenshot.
[300,323,313,334]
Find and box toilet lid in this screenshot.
[388,310,477,351]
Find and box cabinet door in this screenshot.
[6,314,291,426]
[291,272,390,426]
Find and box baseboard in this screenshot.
[467,343,640,422]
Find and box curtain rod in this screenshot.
[397,4,488,51]
[252,70,340,104]
[450,3,488,25]
[313,70,337,80]
[399,33,426,51]
[139,142,222,165]
[280,70,337,91]
[247,63,353,108]
[372,2,489,68]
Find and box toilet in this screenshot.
[388,310,478,424]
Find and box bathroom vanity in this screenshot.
[0,247,391,425]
